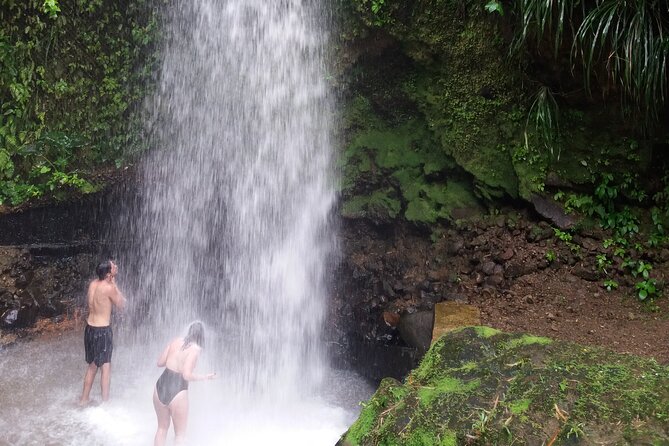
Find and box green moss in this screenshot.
[509,398,532,415]
[457,361,478,372]
[342,327,669,445]
[472,326,502,338]
[439,431,457,446]
[345,402,378,445]
[418,377,480,405]
[341,94,483,223]
[503,335,553,349]
[344,378,404,445]
[412,345,443,382]
[341,189,401,220]
[403,427,440,446]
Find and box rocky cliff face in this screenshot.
[0,187,123,335]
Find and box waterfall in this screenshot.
[127,0,336,403]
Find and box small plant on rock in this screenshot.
[603,279,618,291]
[545,250,557,263]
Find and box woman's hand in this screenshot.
[206,372,217,380]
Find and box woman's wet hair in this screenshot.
[183,321,205,349]
[96,260,112,280]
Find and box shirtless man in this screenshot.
[79,260,126,406]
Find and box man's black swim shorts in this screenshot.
[84,324,113,366]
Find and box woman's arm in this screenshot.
[181,347,216,381]
[156,340,173,367]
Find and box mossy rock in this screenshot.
[341,96,483,224]
[339,326,669,445]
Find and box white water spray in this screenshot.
[135,0,336,397]
[123,0,349,443]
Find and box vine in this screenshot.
[0,0,160,206]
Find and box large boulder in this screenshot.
[338,326,669,445]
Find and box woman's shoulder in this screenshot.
[170,337,185,348]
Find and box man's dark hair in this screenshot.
[96,260,112,280]
[183,321,205,349]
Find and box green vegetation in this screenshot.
[553,170,667,300]
[0,0,159,206]
[341,327,669,445]
[513,0,669,130]
[340,0,669,237]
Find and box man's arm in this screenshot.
[109,282,126,311]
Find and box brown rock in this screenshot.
[481,261,497,276]
[500,248,514,261]
[382,311,400,328]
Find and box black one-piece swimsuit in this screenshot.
[156,368,189,405]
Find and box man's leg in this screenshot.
[100,362,111,401]
[79,362,98,405]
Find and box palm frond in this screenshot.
[574,0,668,124]
[514,0,669,130]
[527,86,561,158]
[512,0,582,56]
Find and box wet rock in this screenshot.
[420,290,442,305]
[445,238,464,254]
[382,311,400,328]
[659,249,669,262]
[443,293,468,303]
[398,310,434,354]
[40,298,65,318]
[530,193,576,230]
[504,261,538,278]
[382,280,396,298]
[470,235,487,248]
[526,225,553,243]
[392,281,406,292]
[351,265,369,280]
[0,287,11,304]
[427,267,448,282]
[1,299,38,328]
[544,171,574,188]
[578,237,600,252]
[499,248,515,261]
[14,273,31,289]
[572,266,599,281]
[1,308,18,327]
[481,261,497,276]
[484,274,504,287]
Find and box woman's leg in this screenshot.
[153,388,171,446]
[169,391,189,445]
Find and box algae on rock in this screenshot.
[338,326,669,445]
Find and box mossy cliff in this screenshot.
[338,326,669,445]
[336,0,666,225]
[0,1,158,206]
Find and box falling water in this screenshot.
[119,0,357,443]
[130,0,336,398]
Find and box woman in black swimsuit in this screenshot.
[153,321,216,446]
